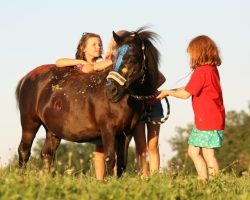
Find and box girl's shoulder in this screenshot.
[195,65,219,80]
[196,65,218,73]
[198,64,217,69]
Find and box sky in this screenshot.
[0,0,250,167]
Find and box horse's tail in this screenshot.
[15,64,54,109]
[15,76,25,109]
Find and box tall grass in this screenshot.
[1,163,249,200]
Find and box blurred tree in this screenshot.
[32,139,95,174]
[30,138,137,175]
[218,106,250,174]
[167,124,195,174]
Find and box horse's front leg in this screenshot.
[101,131,116,176]
[116,133,132,177]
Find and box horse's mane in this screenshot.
[135,27,161,93]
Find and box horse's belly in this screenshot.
[60,129,101,143]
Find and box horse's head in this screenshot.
[106,27,160,102]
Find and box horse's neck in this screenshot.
[130,80,155,96]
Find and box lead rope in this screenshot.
[149,97,170,125]
[130,94,170,124]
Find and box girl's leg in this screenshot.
[133,123,148,176]
[94,144,105,180]
[188,145,208,180]
[147,122,160,174]
[202,148,219,179]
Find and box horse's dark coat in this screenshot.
[16,28,160,177]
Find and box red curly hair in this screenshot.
[187,35,221,69]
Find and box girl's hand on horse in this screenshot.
[157,90,170,100]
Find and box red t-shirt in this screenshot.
[185,65,225,130]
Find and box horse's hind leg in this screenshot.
[41,130,61,170]
[18,121,40,168]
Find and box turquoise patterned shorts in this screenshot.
[188,126,223,148]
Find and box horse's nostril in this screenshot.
[111,86,118,94]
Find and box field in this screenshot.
[1,165,249,200]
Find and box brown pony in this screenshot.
[16,27,160,176]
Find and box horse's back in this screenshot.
[16,64,109,112]
[16,64,112,141]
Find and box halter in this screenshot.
[114,45,129,72]
[106,45,130,86]
[106,44,146,88]
[130,93,170,125]
[150,97,170,125]
[106,39,170,124]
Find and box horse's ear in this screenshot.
[113,31,122,45]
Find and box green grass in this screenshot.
[0,166,249,200]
